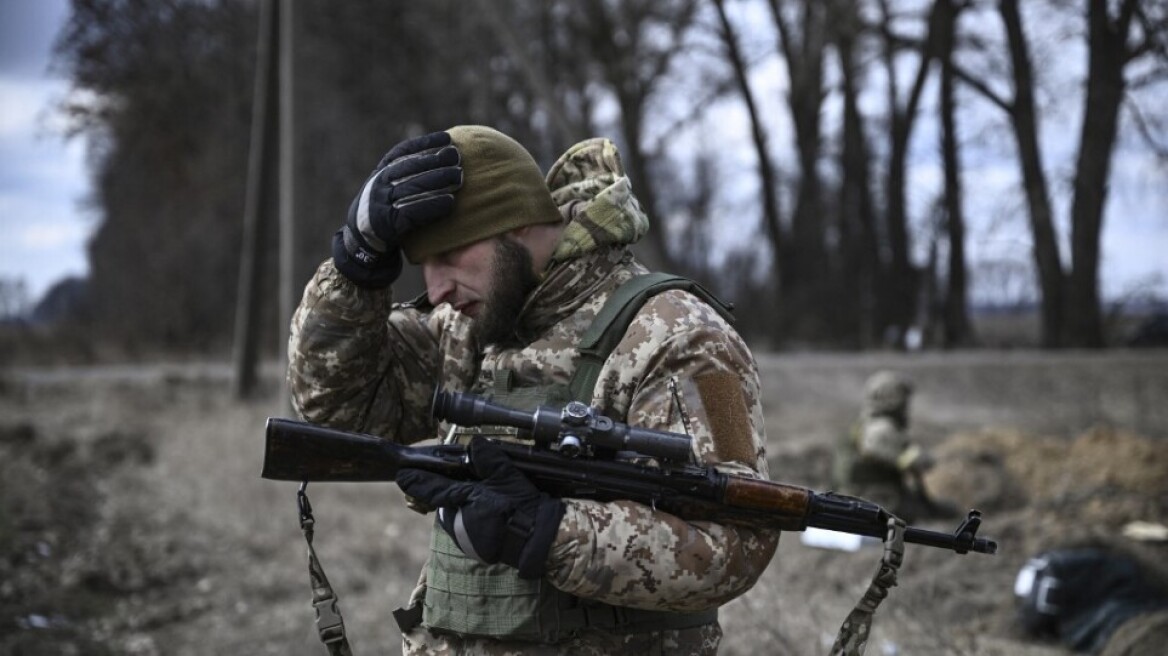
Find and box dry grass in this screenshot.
[2,350,1167,655]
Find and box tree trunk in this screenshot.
[831,0,881,348]
[768,0,828,338]
[712,0,786,342]
[1066,0,1134,348]
[472,0,583,149]
[876,0,941,346]
[937,0,973,347]
[616,95,674,273]
[999,0,1066,348]
[577,0,699,275]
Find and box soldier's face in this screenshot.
[422,236,539,346]
[422,238,499,318]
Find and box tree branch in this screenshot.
[1124,92,1168,161]
[950,62,1012,114]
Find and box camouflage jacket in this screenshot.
[288,138,779,653]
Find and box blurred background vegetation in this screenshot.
[3,0,1167,365]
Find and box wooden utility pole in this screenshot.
[278,0,297,414]
[232,0,279,399]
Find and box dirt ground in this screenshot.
[2,350,1167,655]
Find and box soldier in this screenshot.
[288,126,779,655]
[832,370,954,523]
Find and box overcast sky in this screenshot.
[1,0,89,307]
[1,0,1165,310]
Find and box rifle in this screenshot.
[262,390,996,555]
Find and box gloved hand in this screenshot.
[395,436,565,580]
[333,131,462,287]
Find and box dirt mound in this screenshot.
[928,426,1168,524]
[913,424,1168,653]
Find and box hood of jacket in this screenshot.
[544,137,649,266]
[507,138,651,342]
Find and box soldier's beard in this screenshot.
[472,236,539,348]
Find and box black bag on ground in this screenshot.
[1015,547,1168,653]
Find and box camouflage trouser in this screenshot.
[401,623,722,655]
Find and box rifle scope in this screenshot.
[431,390,694,462]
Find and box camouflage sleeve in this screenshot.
[544,291,780,612]
[288,259,469,441]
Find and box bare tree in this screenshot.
[767,0,831,337]
[830,0,884,348]
[565,0,704,274]
[936,0,974,347]
[968,0,1065,347]
[873,0,947,346]
[55,0,1165,355]
[1065,0,1154,347]
[710,0,786,338]
[672,144,720,279]
[955,0,1166,347]
[469,0,583,149]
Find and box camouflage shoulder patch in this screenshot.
[692,371,757,466]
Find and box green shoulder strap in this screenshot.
[566,272,734,403]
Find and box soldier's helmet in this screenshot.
[863,371,913,417]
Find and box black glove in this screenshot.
[396,437,565,580]
[333,131,462,287]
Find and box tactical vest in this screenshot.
[419,273,732,643]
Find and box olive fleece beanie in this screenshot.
[401,125,561,264]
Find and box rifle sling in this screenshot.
[829,516,907,656]
[298,483,355,656]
